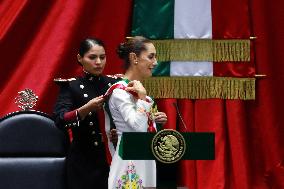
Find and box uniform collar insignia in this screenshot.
[83,71,101,82]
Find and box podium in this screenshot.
[119,131,215,189]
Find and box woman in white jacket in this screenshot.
[104,36,167,189]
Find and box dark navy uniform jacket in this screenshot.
[53,73,119,189]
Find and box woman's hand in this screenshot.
[77,95,105,120]
[86,95,105,111]
[126,80,147,101]
[154,112,167,125]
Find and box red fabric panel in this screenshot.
[248,0,284,187]
[177,99,196,188]
[212,0,255,77]
[0,0,132,116]
[0,0,27,40]
[155,98,177,129]
[177,0,284,188]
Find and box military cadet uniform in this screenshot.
[53,72,120,189]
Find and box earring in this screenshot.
[135,61,138,64]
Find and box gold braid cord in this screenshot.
[143,77,255,100]
[153,39,250,62]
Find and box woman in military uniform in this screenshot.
[53,38,119,189]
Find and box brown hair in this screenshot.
[117,36,152,69]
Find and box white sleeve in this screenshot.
[109,88,153,132]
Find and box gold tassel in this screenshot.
[152,39,250,62]
[143,77,255,100]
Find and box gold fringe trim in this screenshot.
[143,77,255,100]
[152,39,250,62]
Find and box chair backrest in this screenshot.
[0,111,69,189]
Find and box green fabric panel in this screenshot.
[152,61,170,76]
[132,0,174,76]
[131,0,174,39]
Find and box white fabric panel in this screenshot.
[171,0,213,76]
[170,61,213,76]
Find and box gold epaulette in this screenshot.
[106,74,124,79]
[53,78,76,83]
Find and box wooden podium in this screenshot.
[119,131,215,189]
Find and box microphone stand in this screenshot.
[173,102,188,131]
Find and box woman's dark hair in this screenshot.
[78,38,105,57]
[117,36,152,69]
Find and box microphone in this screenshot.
[173,102,188,130]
